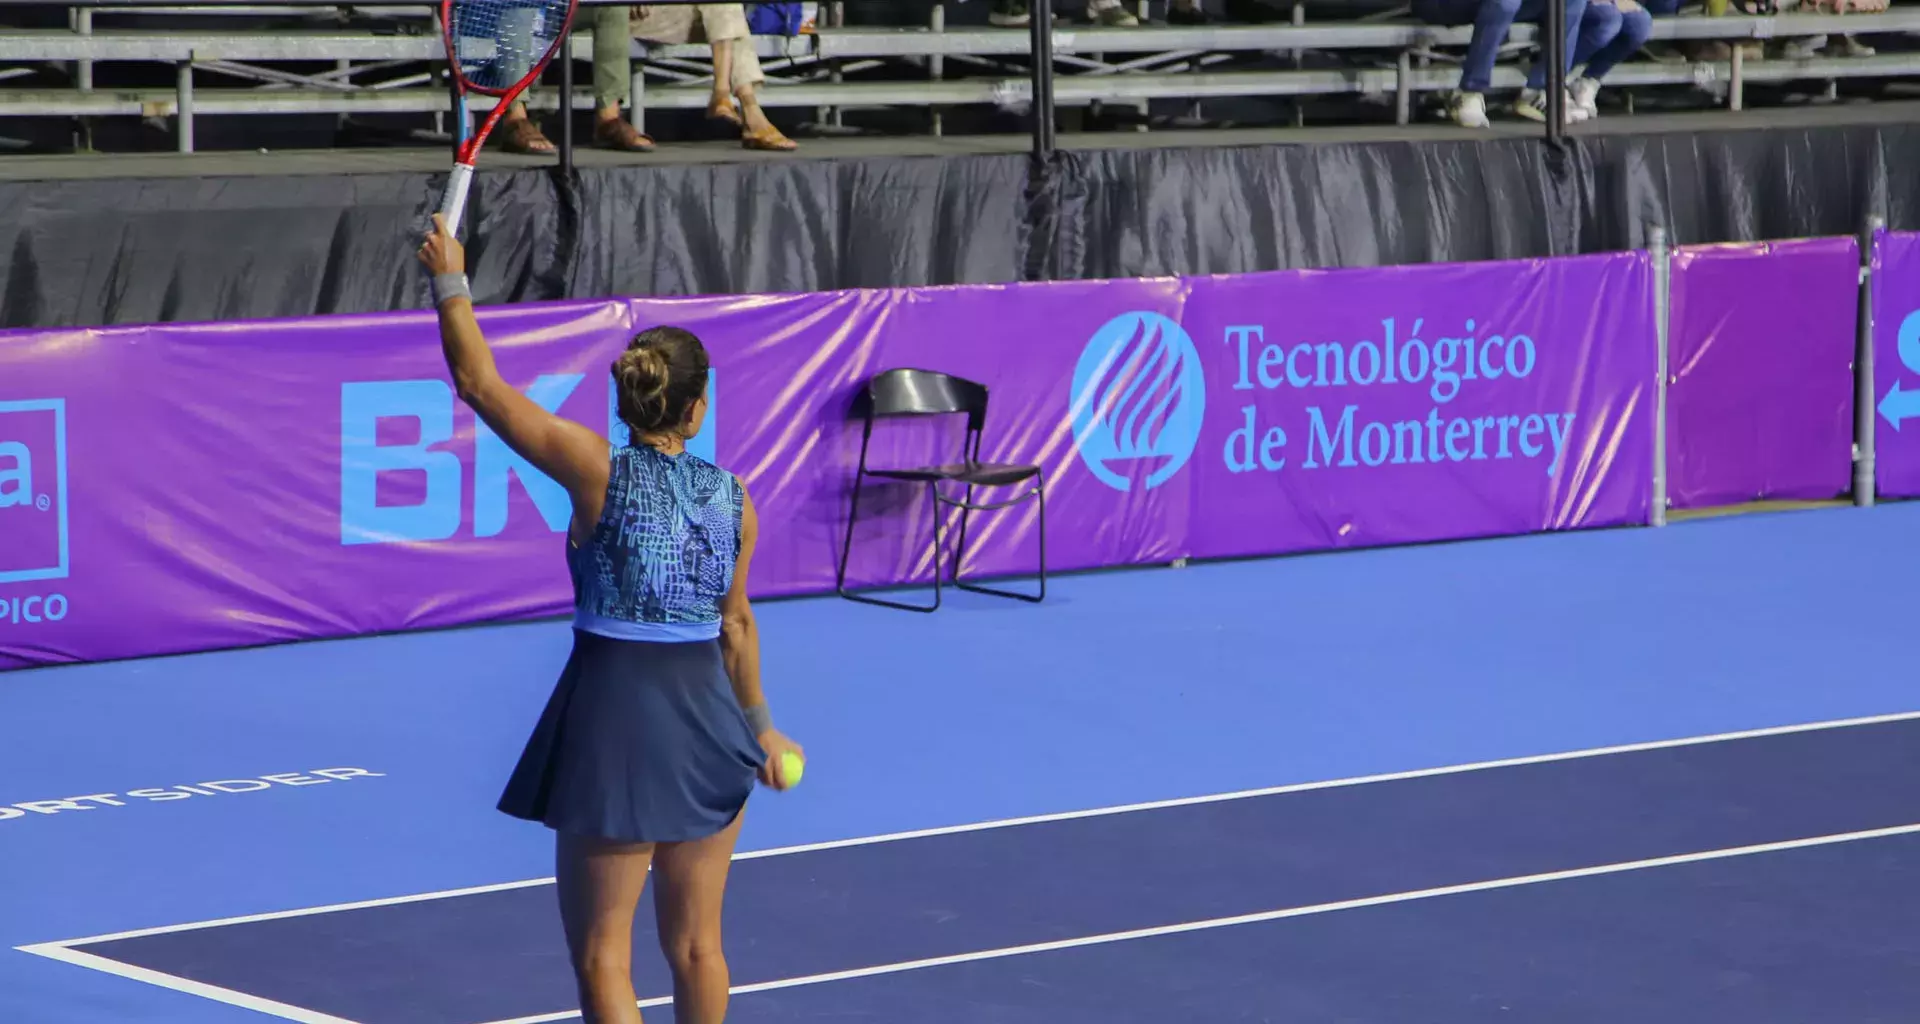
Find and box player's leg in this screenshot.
[651,810,747,1024]
[557,830,657,1024]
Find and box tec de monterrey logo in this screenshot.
[1070,312,1207,492]
[1882,309,1920,430]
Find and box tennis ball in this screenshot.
[777,750,805,788]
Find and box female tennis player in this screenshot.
[418,215,802,1024]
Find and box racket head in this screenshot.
[441,0,578,98]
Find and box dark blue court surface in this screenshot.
[5,504,1920,1023]
[37,717,1920,1023]
[720,832,1920,1024]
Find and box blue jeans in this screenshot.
[1415,0,1587,94]
[1568,2,1653,84]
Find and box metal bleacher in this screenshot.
[3,1,1919,151]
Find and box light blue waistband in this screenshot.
[574,612,721,643]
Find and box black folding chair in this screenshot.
[835,368,1046,612]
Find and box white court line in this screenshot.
[22,944,360,1024]
[31,708,1920,951]
[482,821,1920,1024]
[17,709,1920,1024]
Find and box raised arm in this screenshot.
[417,215,609,516]
[719,484,804,789]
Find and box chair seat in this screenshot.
[868,461,1041,487]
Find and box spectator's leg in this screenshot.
[1631,0,1702,63]
[679,5,748,126]
[494,107,555,155]
[1085,0,1141,25]
[1421,0,1518,127]
[1571,2,1642,118]
[1458,0,1523,94]
[1783,33,1828,59]
[707,37,742,125]
[989,0,1033,27]
[1568,1,1622,77]
[1168,0,1210,24]
[1580,3,1647,78]
[589,4,652,151]
[494,5,555,154]
[721,32,796,151]
[1516,0,1589,123]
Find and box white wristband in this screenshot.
[432,272,471,305]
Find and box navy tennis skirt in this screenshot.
[497,630,766,844]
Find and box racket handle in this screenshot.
[438,162,476,238]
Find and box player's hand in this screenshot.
[417,213,465,276]
[757,729,804,791]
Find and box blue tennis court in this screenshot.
[5,503,1919,1023]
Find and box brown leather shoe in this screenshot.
[593,116,655,152]
[742,125,797,151]
[494,115,555,155]
[707,96,744,127]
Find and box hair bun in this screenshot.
[613,345,671,435]
[615,345,670,402]
[613,326,711,441]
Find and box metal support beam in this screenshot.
[1544,0,1565,144]
[1395,50,1410,125]
[929,2,944,137]
[558,22,573,175]
[1855,215,1883,508]
[176,60,194,151]
[1029,0,1055,164]
[1650,223,1671,527]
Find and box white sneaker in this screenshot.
[1783,35,1825,60]
[1514,88,1585,125]
[1450,91,1491,129]
[1570,77,1601,120]
[988,0,1030,26]
[1086,0,1140,25]
[1835,35,1876,57]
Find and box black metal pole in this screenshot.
[1544,0,1565,144]
[1021,0,1058,284]
[558,24,575,174]
[1028,0,1055,162]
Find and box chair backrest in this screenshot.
[862,368,989,433]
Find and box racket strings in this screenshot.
[448,0,571,93]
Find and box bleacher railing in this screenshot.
[0,0,1062,171]
[7,1,1920,158]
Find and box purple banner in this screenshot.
[1872,230,1920,498]
[1665,238,1859,510]
[1,254,1655,670]
[0,296,862,669]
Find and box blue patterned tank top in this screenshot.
[570,445,744,643]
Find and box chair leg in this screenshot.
[834,469,865,596]
[951,483,977,585]
[837,478,943,613]
[952,476,1046,604]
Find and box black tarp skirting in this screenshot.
[4,117,1919,329]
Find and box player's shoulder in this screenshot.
[680,452,747,497]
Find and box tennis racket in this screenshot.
[437,0,580,236]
